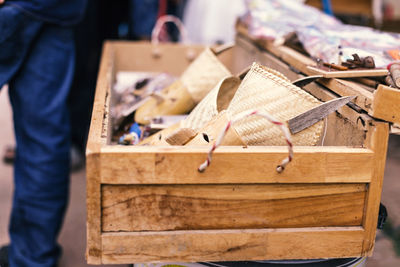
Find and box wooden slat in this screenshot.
[316,78,373,109]
[112,41,205,75]
[102,184,366,232]
[86,44,113,153]
[86,42,114,264]
[362,121,389,256]
[307,66,388,78]
[371,85,400,124]
[306,0,373,17]
[86,153,102,264]
[99,146,373,184]
[101,227,365,263]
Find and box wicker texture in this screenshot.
[227,63,323,146]
[181,48,231,103]
[182,76,241,130]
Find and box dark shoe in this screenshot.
[0,245,9,267]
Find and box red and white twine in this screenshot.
[198,110,294,173]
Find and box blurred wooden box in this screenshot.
[306,0,373,17]
[86,39,390,265]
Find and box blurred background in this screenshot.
[1,0,400,266]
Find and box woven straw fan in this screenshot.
[134,46,233,125]
[186,62,324,146]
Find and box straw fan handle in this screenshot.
[151,15,195,60]
[198,110,294,174]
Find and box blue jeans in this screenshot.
[0,5,74,267]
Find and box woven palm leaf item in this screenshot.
[139,76,241,145]
[186,62,324,146]
[140,64,297,145]
[134,47,232,125]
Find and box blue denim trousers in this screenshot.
[0,5,74,267]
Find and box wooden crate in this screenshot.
[86,40,391,265]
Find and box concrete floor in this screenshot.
[1,86,400,266]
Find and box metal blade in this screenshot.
[292,75,323,87]
[288,96,356,134]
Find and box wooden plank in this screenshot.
[86,42,114,264]
[306,0,373,17]
[323,112,367,147]
[86,153,102,264]
[371,85,400,124]
[101,227,365,263]
[362,121,389,256]
[317,78,373,110]
[266,43,315,74]
[307,66,388,78]
[86,43,113,154]
[102,184,366,232]
[112,41,205,75]
[99,146,374,184]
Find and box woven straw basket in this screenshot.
[139,76,241,145]
[186,62,324,146]
[134,47,231,124]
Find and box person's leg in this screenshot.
[0,5,42,88]
[8,24,74,267]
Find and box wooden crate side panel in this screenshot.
[371,85,400,124]
[362,121,389,255]
[323,112,366,147]
[101,227,365,264]
[306,0,373,17]
[86,42,115,264]
[102,184,366,232]
[99,147,373,184]
[112,41,205,75]
[86,43,113,153]
[86,152,102,264]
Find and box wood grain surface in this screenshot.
[372,85,400,124]
[307,66,388,78]
[362,121,389,256]
[99,146,373,184]
[102,184,366,232]
[86,42,114,264]
[101,227,365,263]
